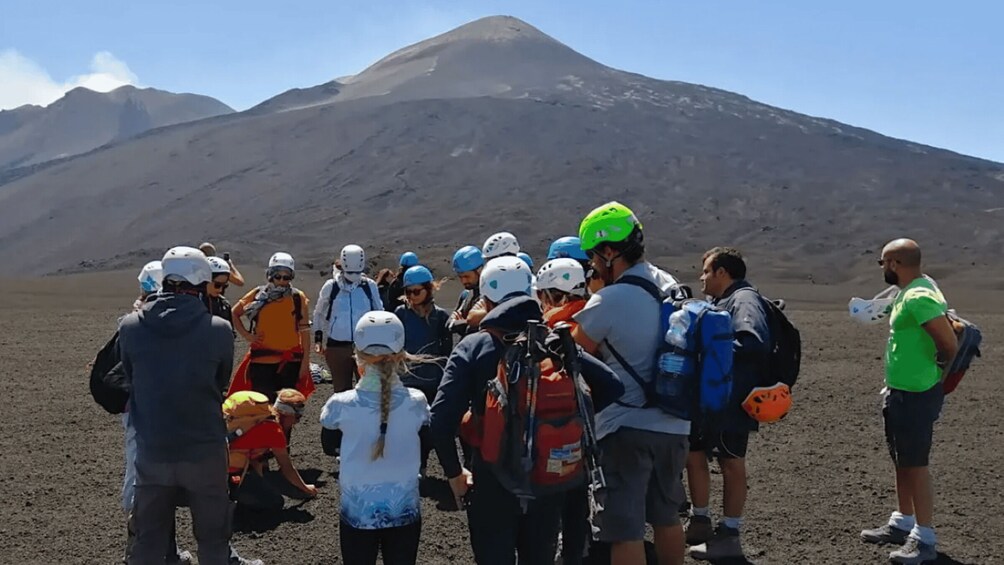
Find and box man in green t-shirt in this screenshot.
[861,239,958,565]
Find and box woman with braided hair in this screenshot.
[319,311,431,565]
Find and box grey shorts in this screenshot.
[594,428,688,542]
[883,385,944,468]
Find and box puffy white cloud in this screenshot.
[0,50,139,110]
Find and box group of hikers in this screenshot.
[97,201,979,565]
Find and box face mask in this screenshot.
[343,272,362,284]
[848,286,899,325]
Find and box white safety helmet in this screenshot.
[536,258,586,296]
[138,261,163,293]
[482,232,520,259]
[161,246,212,286]
[480,256,533,304]
[340,245,366,274]
[207,256,230,275]
[268,252,295,272]
[354,310,406,355]
[848,286,899,325]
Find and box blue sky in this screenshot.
[2,0,1001,162]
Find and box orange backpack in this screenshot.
[464,322,594,505]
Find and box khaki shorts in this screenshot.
[594,427,688,542]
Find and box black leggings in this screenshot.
[339,520,421,565]
[247,361,300,402]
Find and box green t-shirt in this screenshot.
[885,276,947,392]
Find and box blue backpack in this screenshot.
[606,276,733,421]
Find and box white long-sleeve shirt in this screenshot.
[312,273,383,343]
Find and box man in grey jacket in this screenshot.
[120,246,244,565]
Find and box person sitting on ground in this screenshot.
[320,311,431,565]
[225,389,318,511]
[313,245,384,393]
[393,265,453,476]
[230,252,314,402]
[200,242,245,287]
[385,252,420,312]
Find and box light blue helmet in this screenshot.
[547,236,589,262]
[399,252,419,268]
[452,245,485,274]
[517,252,534,269]
[403,265,434,287]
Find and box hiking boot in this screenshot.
[861,524,911,545]
[689,525,743,560]
[167,550,194,564]
[889,537,937,564]
[685,514,713,546]
[229,545,264,565]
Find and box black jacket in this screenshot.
[430,295,623,478]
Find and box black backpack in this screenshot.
[736,289,801,388]
[325,279,376,321]
[88,331,130,414]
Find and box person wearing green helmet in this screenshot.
[572,201,689,565]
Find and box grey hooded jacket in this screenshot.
[118,292,234,462]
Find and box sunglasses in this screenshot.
[273,274,294,281]
[877,258,899,266]
[212,281,229,290]
[405,287,426,296]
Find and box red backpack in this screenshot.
[463,322,594,507]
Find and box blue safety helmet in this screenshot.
[403,265,434,287]
[547,236,589,262]
[399,252,419,268]
[452,245,485,274]
[517,252,534,269]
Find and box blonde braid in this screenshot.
[355,350,442,461]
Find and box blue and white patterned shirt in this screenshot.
[320,382,430,529]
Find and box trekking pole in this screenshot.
[554,323,606,490]
[524,322,547,467]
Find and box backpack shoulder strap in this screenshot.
[361,279,375,309]
[604,338,650,409]
[292,289,304,330]
[326,280,341,321]
[614,275,664,303]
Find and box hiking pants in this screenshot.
[339,520,422,565]
[247,361,300,402]
[122,412,137,512]
[466,462,563,565]
[129,449,231,565]
[561,484,590,565]
[325,340,357,392]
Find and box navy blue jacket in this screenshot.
[394,303,453,391]
[712,280,771,432]
[430,295,624,478]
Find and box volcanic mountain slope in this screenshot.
[0,85,233,170]
[0,15,1001,281]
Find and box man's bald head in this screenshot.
[882,238,922,268]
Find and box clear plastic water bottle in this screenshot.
[661,309,694,375]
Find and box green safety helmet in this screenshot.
[578,201,643,252]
